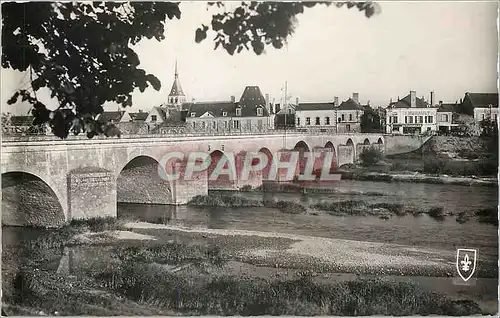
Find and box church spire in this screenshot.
[168,58,186,108]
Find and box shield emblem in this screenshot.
[456,249,477,282]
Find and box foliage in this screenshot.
[423,157,497,177]
[2,1,380,139]
[187,194,262,207]
[360,107,382,133]
[359,147,384,166]
[454,114,481,137]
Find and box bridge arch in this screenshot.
[377,137,383,144]
[2,171,65,227]
[363,138,370,145]
[323,141,338,171]
[117,155,173,205]
[208,150,237,189]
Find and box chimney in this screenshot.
[439,100,443,107]
[352,93,359,104]
[410,90,416,107]
[430,91,435,106]
[296,97,299,105]
[334,96,339,107]
[230,95,235,103]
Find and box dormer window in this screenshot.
[236,108,242,116]
[191,112,196,117]
[257,108,263,116]
[222,111,228,117]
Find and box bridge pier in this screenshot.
[67,167,117,220]
[170,161,208,204]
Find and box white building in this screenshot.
[459,93,499,122]
[336,93,365,133]
[295,102,335,129]
[386,91,437,134]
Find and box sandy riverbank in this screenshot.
[123,221,497,278]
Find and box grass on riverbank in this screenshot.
[188,194,262,207]
[310,201,448,220]
[7,262,483,316]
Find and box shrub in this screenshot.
[427,207,445,221]
[359,147,384,166]
[475,208,498,226]
[265,200,307,214]
[369,203,406,216]
[312,200,367,216]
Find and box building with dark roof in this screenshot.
[436,102,460,133]
[183,86,274,133]
[458,92,498,122]
[385,90,438,135]
[336,93,366,133]
[125,110,149,122]
[97,111,127,124]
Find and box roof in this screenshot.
[437,103,457,112]
[238,86,270,116]
[9,115,34,126]
[389,94,428,108]
[296,102,334,111]
[337,98,365,111]
[97,111,125,123]
[184,101,237,118]
[465,93,498,108]
[129,112,148,121]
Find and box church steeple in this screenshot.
[168,59,186,109]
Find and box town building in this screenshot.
[295,101,335,130]
[183,86,273,133]
[97,111,127,124]
[122,110,148,122]
[436,102,460,133]
[385,91,437,134]
[458,92,498,122]
[336,93,365,133]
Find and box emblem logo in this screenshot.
[456,248,477,282]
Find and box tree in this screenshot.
[455,114,481,137]
[2,1,380,139]
[360,107,382,133]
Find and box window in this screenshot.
[495,114,498,121]
[257,108,263,116]
[392,116,398,124]
[151,115,157,122]
[315,117,320,125]
[425,116,428,123]
[192,122,196,128]
[482,114,485,120]
[258,120,263,128]
[341,114,345,121]
[405,116,408,124]
[306,117,311,125]
[175,97,178,103]
[287,108,292,114]
[222,112,228,117]
[325,117,330,125]
[212,121,216,129]
[346,124,351,132]
[427,116,433,123]
[191,112,196,117]
[246,120,251,129]
[349,114,353,121]
[233,120,240,129]
[297,118,301,126]
[201,121,206,128]
[419,116,423,123]
[236,108,242,116]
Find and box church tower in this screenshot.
[167,60,186,110]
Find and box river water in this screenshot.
[116,180,498,257]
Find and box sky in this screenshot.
[1,1,498,115]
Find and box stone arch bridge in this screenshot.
[1,132,384,226]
